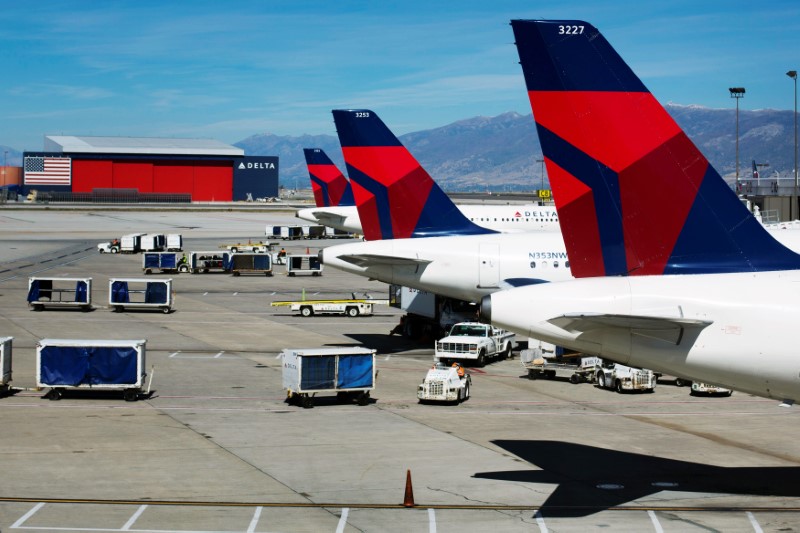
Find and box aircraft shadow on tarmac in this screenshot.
[474,440,800,517]
[343,333,433,354]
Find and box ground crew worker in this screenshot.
[178,253,188,266]
[452,361,465,378]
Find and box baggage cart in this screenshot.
[286,254,323,276]
[36,338,148,401]
[230,253,273,276]
[109,278,173,313]
[27,277,92,312]
[189,251,232,273]
[0,337,12,395]
[521,348,599,384]
[143,252,187,274]
[282,347,376,408]
[166,233,183,251]
[269,225,303,240]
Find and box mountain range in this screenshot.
[2,104,797,192]
[236,104,799,192]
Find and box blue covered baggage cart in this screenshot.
[230,252,273,276]
[143,252,189,274]
[109,278,173,313]
[282,347,376,408]
[286,254,323,276]
[36,338,148,401]
[27,277,92,312]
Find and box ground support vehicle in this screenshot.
[596,361,657,393]
[268,225,303,240]
[36,338,149,401]
[27,277,92,312]
[282,347,376,408]
[286,254,323,276]
[97,241,120,254]
[0,337,12,395]
[691,382,733,396]
[143,252,187,274]
[189,251,232,273]
[109,278,173,313]
[302,225,326,239]
[220,241,273,253]
[388,285,478,341]
[230,253,273,276]
[434,322,514,367]
[272,299,377,317]
[417,362,471,403]
[521,349,600,383]
[323,227,356,239]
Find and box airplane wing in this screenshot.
[549,313,713,345]
[309,210,347,226]
[337,254,432,268]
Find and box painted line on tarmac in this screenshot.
[534,510,547,532]
[648,510,664,533]
[747,511,764,533]
[428,508,437,533]
[247,506,262,533]
[121,505,147,530]
[336,508,349,533]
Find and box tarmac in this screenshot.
[1,207,799,532]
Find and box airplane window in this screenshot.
[553,261,559,268]
[530,261,536,268]
[565,261,570,268]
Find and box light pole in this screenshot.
[788,70,797,217]
[536,158,545,191]
[729,87,746,190]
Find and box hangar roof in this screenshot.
[43,135,244,157]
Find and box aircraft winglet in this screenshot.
[303,148,355,208]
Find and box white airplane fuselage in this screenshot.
[321,231,571,302]
[297,204,559,235]
[484,270,800,402]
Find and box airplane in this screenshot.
[481,19,800,403]
[321,109,573,303]
[295,148,363,234]
[297,112,560,237]
[475,440,800,517]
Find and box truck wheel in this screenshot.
[48,388,63,401]
[233,271,240,277]
[615,380,624,394]
[675,378,688,387]
[528,370,537,380]
[346,307,359,317]
[144,268,152,275]
[111,247,119,254]
[301,395,314,409]
[477,349,486,367]
[597,372,605,388]
[300,306,313,317]
[231,247,238,253]
[179,265,189,273]
[357,391,370,406]
[123,389,138,402]
[162,307,171,314]
[463,382,470,401]
[99,249,105,254]
[570,374,580,384]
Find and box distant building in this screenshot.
[22,135,278,201]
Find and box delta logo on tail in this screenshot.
[332,109,494,240]
[303,148,355,208]
[511,19,800,277]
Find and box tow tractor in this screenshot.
[418,362,471,404]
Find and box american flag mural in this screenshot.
[24,156,71,185]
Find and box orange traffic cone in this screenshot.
[403,469,415,507]
[306,247,310,254]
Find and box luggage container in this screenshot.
[282,347,376,408]
[140,234,166,252]
[286,254,323,276]
[269,225,303,240]
[27,277,92,312]
[166,233,183,251]
[143,252,187,274]
[36,338,148,401]
[230,253,273,276]
[109,278,173,313]
[0,337,12,395]
[303,225,326,239]
[189,251,232,273]
[120,233,145,253]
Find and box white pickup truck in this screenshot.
[595,361,657,393]
[434,322,515,367]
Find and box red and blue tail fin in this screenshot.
[511,19,800,276]
[331,109,495,240]
[303,148,355,207]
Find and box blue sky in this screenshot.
[1,0,799,152]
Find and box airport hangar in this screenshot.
[21,135,278,202]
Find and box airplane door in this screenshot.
[478,243,500,288]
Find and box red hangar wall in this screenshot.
[22,136,278,202]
